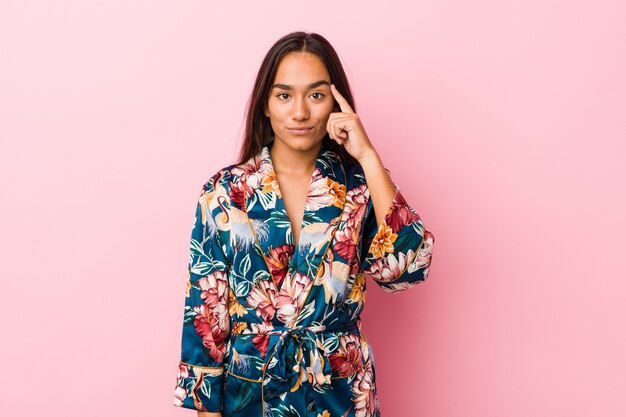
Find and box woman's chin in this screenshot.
[276,132,323,150]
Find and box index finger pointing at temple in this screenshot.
[331,84,354,114]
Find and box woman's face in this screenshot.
[264,51,336,152]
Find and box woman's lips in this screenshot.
[288,127,313,135]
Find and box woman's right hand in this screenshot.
[197,412,221,417]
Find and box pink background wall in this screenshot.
[1,1,624,416]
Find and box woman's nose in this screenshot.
[291,96,309,120]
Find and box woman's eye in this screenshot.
[275,92,325,100]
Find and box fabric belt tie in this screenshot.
[234,321,360,400]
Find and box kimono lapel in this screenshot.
[242,139,347,326]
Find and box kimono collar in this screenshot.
[242,138,347,303]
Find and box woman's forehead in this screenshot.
[274,52,330,86]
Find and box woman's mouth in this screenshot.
[287,126,313,135]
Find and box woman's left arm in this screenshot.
[327,84,435,292]
[357,153,435,293]
[358,149,396,228]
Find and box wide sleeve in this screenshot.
[359,177,435,294]
[173,185,231,412]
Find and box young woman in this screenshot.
[173,31,435,417]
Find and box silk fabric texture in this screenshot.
[173,138,435,416]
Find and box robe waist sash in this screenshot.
[231,320,361,399]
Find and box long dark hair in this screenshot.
[235,31,358,166]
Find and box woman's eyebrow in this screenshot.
[271,80,330,90]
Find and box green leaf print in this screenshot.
[190,262,212,275]
[232,379,256,413]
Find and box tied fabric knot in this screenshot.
[258,321,360,400]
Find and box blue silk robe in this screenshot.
[173,138,435,416]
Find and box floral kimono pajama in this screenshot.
[173,138,435,416]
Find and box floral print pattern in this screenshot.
[174,138,435,415]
